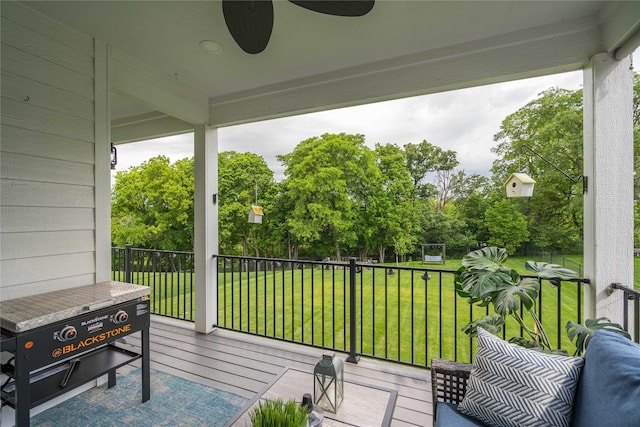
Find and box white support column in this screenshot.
[194,124,218,333]
[94,40,111,283]
[583,53,634,322]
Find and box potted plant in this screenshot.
[249,398,309,427]
[455,246,629,355]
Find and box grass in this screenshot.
[114,253,638,366]
[216,260,583,365]
[113,269,195,320]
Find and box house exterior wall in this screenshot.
[1,2,98,300]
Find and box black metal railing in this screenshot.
[214,255,588,366]
[111,248,592,366]
[608,282,640,343]
[112,245,195,321]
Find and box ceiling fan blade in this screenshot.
[289,0,374,17]
[223,0,274,54]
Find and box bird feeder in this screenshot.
[247,205,263,223]
[314,353,344,413]
[505,173,536,198]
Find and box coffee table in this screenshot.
[225,367,397,427]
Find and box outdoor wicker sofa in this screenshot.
[430,330,640,427]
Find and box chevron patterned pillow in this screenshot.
[457,328,584,427]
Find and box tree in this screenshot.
[111,156,194,251]
[404,140,457,199]
[278,133,379,259]
[455,192,491,249]
[218,151,275,256]
[484,199,530,254]
[364,143,420,263]
[491,88,584,251]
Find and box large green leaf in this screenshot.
[462,314,505,337]
[461,247,508,271]
[566,317,631,356]
[454,269,489,305]
[457,269,512,299]
[524,261,578,280]
[493,277,539,315]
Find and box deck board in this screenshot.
[128,317,433,426]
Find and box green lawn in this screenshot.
[114,270,195,320]
[216,261,583,365]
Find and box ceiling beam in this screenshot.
[110,48,208,125]
[111,111,193,144]
[602,1,640,55]
[209,15,600,127]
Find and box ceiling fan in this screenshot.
[223,0,375,54]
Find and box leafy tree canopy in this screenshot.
[491,87,584,251]
[111,156,194,251]
[218,151,275,256]
[484,199,530,254]
[278,133,379,258]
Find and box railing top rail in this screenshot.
[112,246,194,256]
[521,274,590,285]
[213,254,590,284]
[609,282,640,298]
[214,254,458,273]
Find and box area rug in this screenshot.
[31,368,248,427]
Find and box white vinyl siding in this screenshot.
[0,2,97,300]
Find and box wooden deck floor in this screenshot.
[127,316,433,427]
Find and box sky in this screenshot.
[110,69,588,183]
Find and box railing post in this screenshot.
[347,257,360,363]
[125,244,132,283]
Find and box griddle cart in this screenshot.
[0,282,151,426]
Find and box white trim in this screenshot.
[94,39,111,283]
[583,53,634,322]
[111,111,193,144]
[193,125,218,333]
[602,1,640,55]
[110,47,208,125]
[209,15,599,126]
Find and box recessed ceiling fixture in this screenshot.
[199,40,222,54]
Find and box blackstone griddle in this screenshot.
[0,281,151,427]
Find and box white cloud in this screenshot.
[112,67,591,182]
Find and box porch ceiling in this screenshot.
[26,1,640,131]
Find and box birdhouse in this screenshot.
[505,173,536,198]
[247,205,263,223]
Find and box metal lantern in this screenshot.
[314,353,344,413]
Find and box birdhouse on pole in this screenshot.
[505,173,536,198]
[248,205,264,223]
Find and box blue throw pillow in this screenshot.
[458,328,584,427]
[435,402,485,427]
[571,330,640,427]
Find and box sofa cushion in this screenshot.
[571,330,640,427]
[457,328,584,427]
[436,402,486,427]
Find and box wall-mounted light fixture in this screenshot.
[506,144,587,198]
[110,143,118,170]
